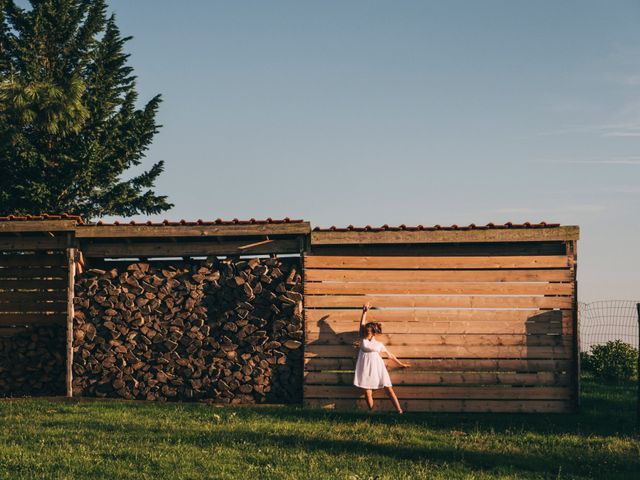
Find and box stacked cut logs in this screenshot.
[72,256,303,403]
[0,326,65,396]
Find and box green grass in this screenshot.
[0,378,638,480]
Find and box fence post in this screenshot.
[636,302,639,432]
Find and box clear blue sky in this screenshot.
[104,1,638,302]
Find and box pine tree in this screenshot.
[0,0,172,219]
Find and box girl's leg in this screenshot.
[364,389,374,410]
[384,386,403,413]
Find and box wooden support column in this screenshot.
[567,240,579,410]
[66,247,76,398]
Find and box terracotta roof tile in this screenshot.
[89,217,305,227]
[0,213,85,224]
[312,221,560,232]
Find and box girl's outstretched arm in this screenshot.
[359,302,370,337]
[384,348,410,368]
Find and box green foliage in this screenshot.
[581,340,638,382]
[0,0,172,219]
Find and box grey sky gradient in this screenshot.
[84,1,639,301]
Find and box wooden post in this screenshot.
[567,240,580,411]
[636,302,639,432]
[66,247,76,398]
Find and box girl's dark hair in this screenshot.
[364,322,382,334]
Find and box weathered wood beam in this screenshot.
[0,237,69,251]
[75,222,311,238]
[80,238,303,257]
[311,226,580,245]
[0,220,77,233]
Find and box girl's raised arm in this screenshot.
[359,302,370,337]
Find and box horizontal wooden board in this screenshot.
[305,318,569,336]
[306,333,568,347]
[304,344,572,359]
[0,237,70,251]
[304,255,570,269]
[0,313,66,326]
[76,222,311,238]
[304,398,573,413]
[0,290,68,302]
[0,220,77,233]
[305,269,572,283]
[81,239,303,257]
[304,294,572,309]
[304,371,570,386]
[0,267,67,279]
[304,281,574,295]
[310,226,580,245]
[0,300,67,313]
[304,357,574,372]
[0,253,66,266]
[0,279,67,290]
[0,327,29,337]
[310,241,568,257]
[305,308,568,323]
[304,385,572,400]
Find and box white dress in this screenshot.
[353,337,392,389]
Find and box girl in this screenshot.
[353,302,410,413]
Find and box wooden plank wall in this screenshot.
[0,251,68,333]
[303,245,577,412]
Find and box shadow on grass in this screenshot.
[32,377,636,437]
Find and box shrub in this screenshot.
[581,340,638,382]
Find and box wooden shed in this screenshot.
[0,215,309,399]
[303,222,579,412]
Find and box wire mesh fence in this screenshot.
[579,300,640,352]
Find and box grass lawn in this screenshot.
[0,377,638,480]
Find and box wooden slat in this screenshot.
[0,279,67,290]
[304,344,572,359]
[0,313,66,326]
[304,281,574,295]
[0,290,68,302]
[304,371,570,386]
[0,301,67,313]
[305,269,572,282]
[0,237,70,251]
[306,333,568,347]
[0,327,29,337]
[304,357,574,372]
[0,267,67,279]
[0,220,77,233]
[304,385,572,400]
[304,255,570,269]
[80,238,302,257]
[305,308,568,323]
[304,398,573,413]
[305,318,569,336]
[310,241,568,257]
[310,226,580,245]
[304,294,572,309]
[0,253,66,266]
[76,222,311,238]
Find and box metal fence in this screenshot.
[579,300,639,352]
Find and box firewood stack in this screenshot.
[72,256,303,403]
[0,326,65,396]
